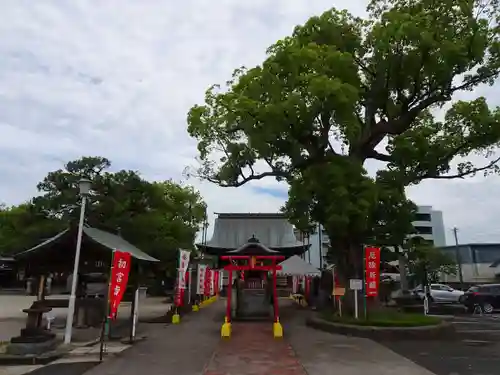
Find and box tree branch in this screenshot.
[206,170,288,188]
[422,155,500,180]
[365,149,393,162]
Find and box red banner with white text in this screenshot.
[213,270,219,295]
[204,267,211,297]
[365,247,381,297]
[109,251,131,319]
[174,250,190,307]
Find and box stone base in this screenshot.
[11,329,56,344]
[17,328,56,341]
[6,338,59,356]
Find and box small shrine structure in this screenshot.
[196,213,310,338]
[9,225,158,353]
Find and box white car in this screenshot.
[413,283,464,303]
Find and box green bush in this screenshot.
[321,310,441,327]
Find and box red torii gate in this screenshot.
[220,255,285,338]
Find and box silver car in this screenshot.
[413,283,464,303]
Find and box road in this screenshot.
[381,314,500,375]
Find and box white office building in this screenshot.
[410,206,446,247]
[298,205,446,269]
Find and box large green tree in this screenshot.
[0,203,63,256]
[32,156,206,271]
[187,0,500,287]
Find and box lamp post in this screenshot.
[64,178,92,344]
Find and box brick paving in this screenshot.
[203,322,306,375]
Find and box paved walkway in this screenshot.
[84,305,221,375]
[18,300,437,375]
[287,316,436,375]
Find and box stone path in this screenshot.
[1,301,443,375]
[84,303,223,375]
[204,323,306,375]
[288,321,436,375]
[87,301,439,375]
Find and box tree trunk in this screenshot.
[398,253,409,292]
[331,239,364,316]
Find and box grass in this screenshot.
[321,310,442,327]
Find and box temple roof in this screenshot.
[228,235,279,256]
[200,212,306,249]
[15,226,159,262]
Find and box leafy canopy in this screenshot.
[189,0,500,186]
[405,236,457,283]
[1,157,207,272]
[187,0,500,274]
[0,203,63,256]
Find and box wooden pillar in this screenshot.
[273,265,279,322]
[226,270,233,322]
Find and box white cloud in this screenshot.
[0,0,498,245]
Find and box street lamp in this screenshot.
[64,178,92,344]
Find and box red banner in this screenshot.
[365,247,381,297]
[214,270,219,294]
[174,271,189,307]
[109,251,131,319]
[204,267,211,296]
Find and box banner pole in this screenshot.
[100,250,116,361]
[363,246,367,319]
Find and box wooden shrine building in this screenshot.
[196,213,310,322]
[197,213,309,265]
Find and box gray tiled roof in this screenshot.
[206,213,304,248]
[15,226,159,262]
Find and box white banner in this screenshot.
[219,270,224,289]
[210,270,215,296]
[177,250,191,290]
[197,265,207,294]
[292,276,298,293]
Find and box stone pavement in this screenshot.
[3,300,443,375]
[82,301,438,375]
[84,303,223,375]
[288,323,436,375]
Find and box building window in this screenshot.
[472,245,500,264]
[415,213,431,221]
[414,226,433,235]
[439,246,473,264]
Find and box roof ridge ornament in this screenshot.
[248,234,259,243]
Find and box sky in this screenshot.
[1,0,499,246]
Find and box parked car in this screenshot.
[413,283,464,303]
[459,284,500,313]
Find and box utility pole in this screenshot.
[453,227,464,289]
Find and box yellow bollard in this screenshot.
[172,313,180,324]
[221,317,231,338]
[273,318,283,338]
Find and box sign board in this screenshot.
[349,279,363,290]
[365,247,381,297]
[332,287,345,296]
